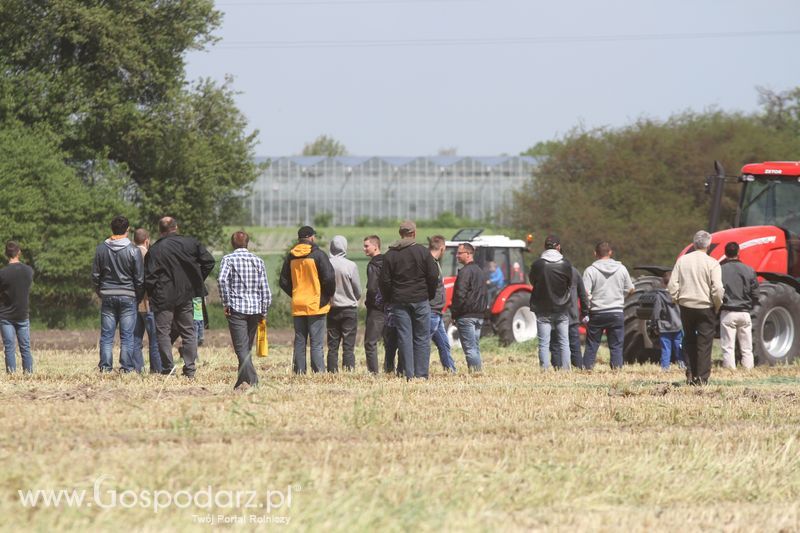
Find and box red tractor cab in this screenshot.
[441,229,536,345]
[625,161,800,365]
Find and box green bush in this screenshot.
[0,124,134,327]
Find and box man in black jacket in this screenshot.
[363,235,385,374]
[550,265,589,369]
[720,242,759,369]
[92,216,144,373]
[451,243,488,372]
[145,217,215,378]
[529,235,573,370]
[428,235,455,372]
[379,220,439,380]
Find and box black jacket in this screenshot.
[429,260,446,314]
[569,266,590,325]
[365,254,385,311]
[144,233,215,312]
[379,238,439,305]
[529,249,573,315]
[451,261,487,319]
[92,237,144,300]
[720,258,759,311]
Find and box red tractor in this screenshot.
[624,161,800,365]
[440,229,536,345]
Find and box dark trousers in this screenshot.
[550,322,582,368]
[583,312,624,369]
[155,300,196,377]
[226,311,260,389]
[680,306,716,384]
[364,308,385,374]
[393,301,431,379]
[327,307,358,372]
[384,324,401,375]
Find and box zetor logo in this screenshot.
[764,169,783,174]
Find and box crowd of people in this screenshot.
[529,230,757,385]
[0,218,759,387]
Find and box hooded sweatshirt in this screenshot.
[528,249,573,315]
[379,237,439,305]
[329,235,362,308]
[279,239,336,316]
[582,258,634,314]
[92,237,144,299]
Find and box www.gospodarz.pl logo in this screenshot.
[18,475,298,515]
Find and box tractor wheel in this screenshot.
[751,282,800,365]
[493,291,537,346]
[623,276,663,364]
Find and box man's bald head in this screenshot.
[159,217,178,236]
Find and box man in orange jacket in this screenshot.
[279,226,336,374]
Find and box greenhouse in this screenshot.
[247,155,538,227]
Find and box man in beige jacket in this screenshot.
[668,230,724,385]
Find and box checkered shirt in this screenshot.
[218,248,272,316]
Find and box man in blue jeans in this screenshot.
[132,228,161,373]
[0,241,35,374]
[428,235,456,372]
[529,235,573,370]
[582,241,634,370]
[451,243,488,372]
[92,215,144,373]
[379,221,439,380]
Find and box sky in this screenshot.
[185,0,800,157]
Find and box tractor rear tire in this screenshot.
[751,282,800,365]
[623,276,663,364]
[493,291,537,346]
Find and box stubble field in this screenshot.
[1,337,799,532]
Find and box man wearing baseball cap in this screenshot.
[279,225,336,374]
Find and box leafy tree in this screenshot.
[0,124,133,326]
[758,86,800,136]
[0,0,258,245]
[512,110,800,269]
[122,78,260,243]
[302,135,348,156]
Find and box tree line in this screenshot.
[509,88,800,270]
[0,0,258,325]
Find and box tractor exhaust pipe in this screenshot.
[706,160,726,233]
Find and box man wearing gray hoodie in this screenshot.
[327,235,362,372]
[91,216,144,373]
[582,241,634,370]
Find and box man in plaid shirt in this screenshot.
[218,231,271,389]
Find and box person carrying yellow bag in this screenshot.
[218,231,272,390]
[257,317,268,358]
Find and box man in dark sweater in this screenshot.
[0,241,34,373]
[363,235,385,374]
[720,242,759,369]
[451,242,488,372]
[550,265,589,369]
[379,220,439,380]
[145,217,215,378]
[428,235,455,372]
[92,216,144,373]
[529,235,573,370]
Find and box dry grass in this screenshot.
[1,337,799,532]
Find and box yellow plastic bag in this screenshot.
[257,318,268,357]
